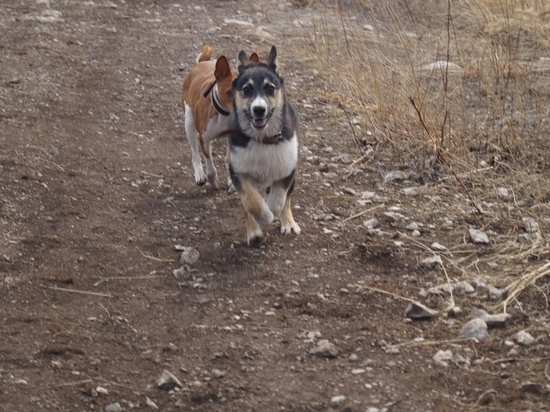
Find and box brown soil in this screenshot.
[1,1,549,411]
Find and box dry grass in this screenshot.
[301,0,550,306]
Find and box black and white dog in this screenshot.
[227,46,300,245]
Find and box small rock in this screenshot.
[405,301,439,319]
[383,211,404,222]
[384,170,409,183]
[145,397,158,409]
[469,228,490,244]
[496,187,509,199]
[467,309,511,327]
[406,222,419,231]
[522,217,540,234]
[349,353,359,362]
[430,242,447,251]
[212,369,225,378]
[520,382,543,395]
[433,350,453,367]
[157,369,183,391]
[487,285,507,300]
[420,255,442,268]
[309,339,339,358]
[411,230,421,237]
[459,318,488,341]
[515,330,535,346]
[351,368,366,375]
[402,187,420,196]
[95,386,109,395]
[331,395,346,406]
[421,61,462,71]
[452,281,475,295]
[318,163,329,172]
[105,403,122,412]
[331,154,354,164]
[180,247,199,265]
[364,218,380,229]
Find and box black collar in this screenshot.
[260,132,283,145]
[204,81,230,117]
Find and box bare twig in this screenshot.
[47,286,111,298]
[139,249,176,263]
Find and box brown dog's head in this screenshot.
[213,56,237,112]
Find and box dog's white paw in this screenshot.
[281,223,301,235]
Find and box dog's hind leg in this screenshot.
[184,105,207,186]
[202,138,219,189]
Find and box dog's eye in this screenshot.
[264,84,275,95]
[242,84,253,96]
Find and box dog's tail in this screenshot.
[196,44,214,63]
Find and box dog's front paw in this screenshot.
[281,223,301,235]
[247,227,264,246]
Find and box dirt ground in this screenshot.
[1,1,549,411]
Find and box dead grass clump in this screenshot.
[302,0,550,305]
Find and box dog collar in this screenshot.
[211,83,231,117]
[261,132,283,145]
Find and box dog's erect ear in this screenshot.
[214,56,231,80]
[249,52,260,63]
[266,46,278,73]
[238,50,249,67]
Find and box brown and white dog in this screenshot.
[181,45,238,188]
[227,46,301,245]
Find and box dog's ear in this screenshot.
[249,52,260,63]
[238,50,249,67]
[214,56,231,80]
[266,46,278,73]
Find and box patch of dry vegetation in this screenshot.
[301,0,550,306]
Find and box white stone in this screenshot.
[331,395,346,406]
[469,228,490,244]
[515,330,535,346]
[433,350,453,367]
[459,318,488,341]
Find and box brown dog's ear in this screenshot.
[214,56,231,80]
[249,52,260,63]
[266,46,278,73]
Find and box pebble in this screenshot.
[430,242,447,251]
[405,301,439,319]
[467,308,511,327]
[364,218,380,229]
[522,217,540,234]
[468,228,490,244]
[384,170,409,183]
[180,247,199,265]
[452,281,475,294]
[157,369,183,390]
[309,339,339,358]
[515,330,535,346]
[351,368,366,375]
[402,187,420,196]
[420,255,442,268]
[331,154,354,164]
[349,353,359,362]
[459,318,488,341]
[433,350,453,367]
[145,397,158,409]
[105,403,122,412]
[520,382,543,395]
[406,222,419,231]
[496,187,509,199]
[331,395,346,406]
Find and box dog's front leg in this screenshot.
[266,170,300,235]
[237,177,274,245]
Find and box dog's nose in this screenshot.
[252,106,266,117]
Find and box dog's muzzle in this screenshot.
[246,107,273,129]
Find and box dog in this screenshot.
[181,45,240,188]
[227,46,301,245]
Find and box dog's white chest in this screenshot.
[231,134,298,185]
